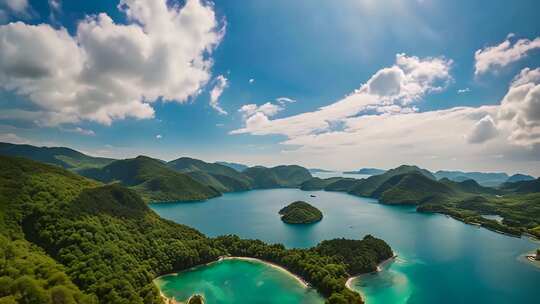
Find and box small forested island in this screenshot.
[188,294,204,304]
[279,201,323,224]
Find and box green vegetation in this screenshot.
[0,155,392,303]
[348,165,435,197]
[243,165,312,188]
[78,156,220,202]
[279,201,323,224]
[0,142,114,172]
[300,177,344,190]
[215,161,248,172]
[214,235,392,304]
[506,174,535,183]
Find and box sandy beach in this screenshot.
[345,254,398,291]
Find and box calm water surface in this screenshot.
[151,189,539,304]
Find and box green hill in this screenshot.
[279,201,323,224]
[372,172,456,204]
[0,142,114,171]
[324,178,360,192]
[215,161,249,172]
[300,177,344,190]
[348,165,435,197]
[434,170,509,187]
[244,165,312,188]
[499,178,540,194]
[78,156,220,202]
[168,157,252,192]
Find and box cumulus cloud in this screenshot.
[249,78,255,84]
[474,35,540,76]
[209,75,228,115]
[156,134,162,139]
[0,0,224,126]
[62,127,95,136]
[0,132,28,144]
[497,67,540,146]
[466,115,498,143]
[3,0,29,14]
[232,53,452,137]
[458,88,470,94]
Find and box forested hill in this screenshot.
[0,156,393,304]
[77,156,221,202]
[0,142,114,171]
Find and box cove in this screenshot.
[151,189,540,304]
[154,258,324,304]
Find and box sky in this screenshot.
[0,0,539,175]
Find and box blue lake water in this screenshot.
[151,189,539,304]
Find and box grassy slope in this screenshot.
[78,156,220,202]
[300,177,344,190]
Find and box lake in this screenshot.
[151,189,539,304]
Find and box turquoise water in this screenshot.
[155,259,324,304]
[151,189,540,304]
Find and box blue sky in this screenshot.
[0,0,539,174]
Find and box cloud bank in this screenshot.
[0,0,224,126]
[475,35,540,76]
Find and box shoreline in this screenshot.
[154,255,313,302]
[345,254,397,291]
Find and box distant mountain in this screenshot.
[506,174,535,183]
[343,168,386,175]
[78,156,220,202]
[216,161,249,172]
[499,178,540,194]
[243,165,312,188]
[169,157,252,192]
[0,142,114,171]
[309,168,335,173]
[348,165,435,197]
[433,170,509,187]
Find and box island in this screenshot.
[188,294,204,304]
[279,201,323,224]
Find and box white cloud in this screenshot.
[0,132,28,144]
[232,53,452,137]
[474,35,540,76]
[457,88,470,94]
[3,0,29,14]
[0,0,224,126]
[466,115,498,143]
[209,75,228,115]
[497,67,540,146]
[276,97,296,104]
[238,102,283,118]
[62,127,95,136]
[156,134,162,139]
[249,78,255,84]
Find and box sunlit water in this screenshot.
[151,189,539,304]
[155,259,324,303]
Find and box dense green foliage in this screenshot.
[279,201,323,224]
[0,142,114,172]
[78,156,220,202]
[215,161,249,172]
[315,236,393,275]
[243,165,312,188]
[168,157,252,192]
[1,155,393,303]
[324,178,359,192]
[214,235,392,304]
[300,177,344,190]
[348,165,435,197]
